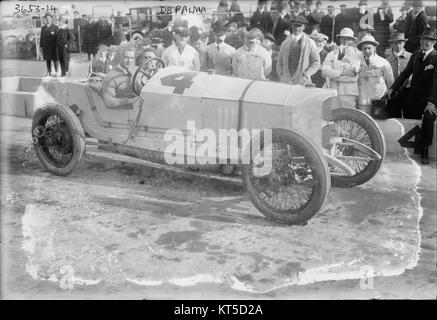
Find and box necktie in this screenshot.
[365,56,370,66]
[338,48,346,60]
[422,51,426,61]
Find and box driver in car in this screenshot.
[102,46,139,109]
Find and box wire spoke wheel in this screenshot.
[329,108,385,187]
[330,119,372,174]
[35,114,74,167]
[250,142,315,212]
[242,129,330,225]
[32,104,85,176]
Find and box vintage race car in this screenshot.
[31,58,385,225]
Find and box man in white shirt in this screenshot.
[322,28,361,108]
[357,35,394,106]
[202,24,235,75]
[232,28,272,80]
[161,27,200,71]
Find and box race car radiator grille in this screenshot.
[322,99,331,122]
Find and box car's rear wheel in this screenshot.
[242,128,330,225]
[329,108,385,187]
[32,104,85,176]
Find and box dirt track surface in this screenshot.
[1,115,436,299]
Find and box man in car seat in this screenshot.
[102,46,139,109]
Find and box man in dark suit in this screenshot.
[320,5,335,42]
[250,0,273,33]
[334,4,355,42]
[271,0,291,46]
[40,13,59,76]
[404,0,429,53]
[425,64,437,164]
[387,28,437,164]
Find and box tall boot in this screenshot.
[421,146,429,165]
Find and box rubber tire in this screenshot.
[32,104,86,176]
[242,128,331,225]
[330,108,386,188]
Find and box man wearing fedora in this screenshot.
[40,13,59,77]
[393,5,411,34]
[357,34,394,106]
[384,33,412,118]
[387,28,437,164]
[320,5,335,43]
[277,15,320,85]
[322,28,361,107]
[250,0,274,34]
[202,24,235,75]
[404,0,429,53]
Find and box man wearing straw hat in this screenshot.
[387,28,437,164]
[321,28,361,107]
[384,32,411,118]
[357,34,394,106]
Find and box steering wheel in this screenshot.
[132,57,165,96]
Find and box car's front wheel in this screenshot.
[329,108,386,188]
[32,104,86,176]
[242,128,330,225]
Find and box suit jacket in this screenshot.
[202,42,235,75]
[385,50,412,81]
[404,11,429,52]
[40,23,59,60]
[391,49,437,105]
[250,9,273,33]
[320,14,334,42]
[373,11,394,52]
[429,67,437,106]
[272,17,290,46]
[334,13,354,40]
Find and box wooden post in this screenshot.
[78,25,81,53]
[331,8,336,45]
